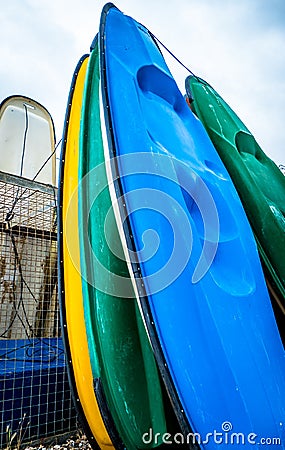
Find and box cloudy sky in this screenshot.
[1,0,284,165]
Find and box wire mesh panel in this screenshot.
[0,171,77,448]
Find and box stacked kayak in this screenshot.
[59,36,173,450]
[77,38,168,450]
[58,2,285,449]
[100,3,285,447]
[58,54,114,449]
[186,75,285,311]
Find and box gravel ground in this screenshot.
[23,432,92,450]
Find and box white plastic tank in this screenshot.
[0,96,56,185]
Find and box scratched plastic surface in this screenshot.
[101,4,285,449]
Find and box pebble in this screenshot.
[22,432,92,450]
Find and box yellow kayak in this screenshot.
[58,54,114,449]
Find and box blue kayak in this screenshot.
[100,3,285,448]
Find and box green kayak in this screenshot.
[77,40,167,449]
[186,75,285,311]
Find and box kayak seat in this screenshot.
[176,162,255,295]
[137,65,186,115]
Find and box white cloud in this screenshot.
[0,0,284,163]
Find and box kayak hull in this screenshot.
[100,4,285,448]
[187,75,285,307]
[58,54,114,450]
[78,38,167,450]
